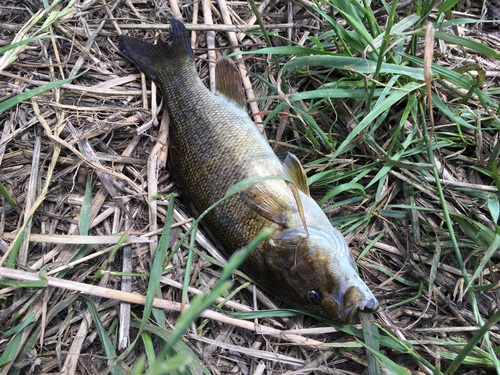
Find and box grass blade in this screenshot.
[85,297,127,375]
[140,196,176,334]
[444,308,500,374]
[0,313,36,368]
[78,165,92,236]
[360,312,381,375]
[0,70,86,114]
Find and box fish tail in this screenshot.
[118,19,194,82]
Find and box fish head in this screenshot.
[264,225,378,324]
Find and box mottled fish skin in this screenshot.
[119,19,379,324]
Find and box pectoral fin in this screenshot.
[283,153,310,196]
[215,59,247,110]
[241,185,289,225]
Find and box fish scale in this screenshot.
[119,19,379,324]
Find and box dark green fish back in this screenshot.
[119,20,280,269]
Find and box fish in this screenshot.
[119,19,379,324]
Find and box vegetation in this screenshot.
[0,0,499,373]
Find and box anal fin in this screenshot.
[215,59,247,110]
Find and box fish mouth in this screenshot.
[333,285,379,324]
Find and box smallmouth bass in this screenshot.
[119,19,378,324]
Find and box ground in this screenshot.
[1,0,500,374]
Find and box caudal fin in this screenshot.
[118,19,194,82]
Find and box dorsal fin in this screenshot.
[215,58,247,110]
[283,153,310,196]
[119,19,194,82]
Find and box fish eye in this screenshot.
[308,290,322,305]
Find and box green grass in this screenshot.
[233,0,500,373]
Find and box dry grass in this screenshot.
[1,0,500,374]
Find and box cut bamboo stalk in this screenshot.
[1,233,153,244]
[217,0,264,129]
[0,267,333,348]
[202,0,217,93]
[19,126,42,266]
